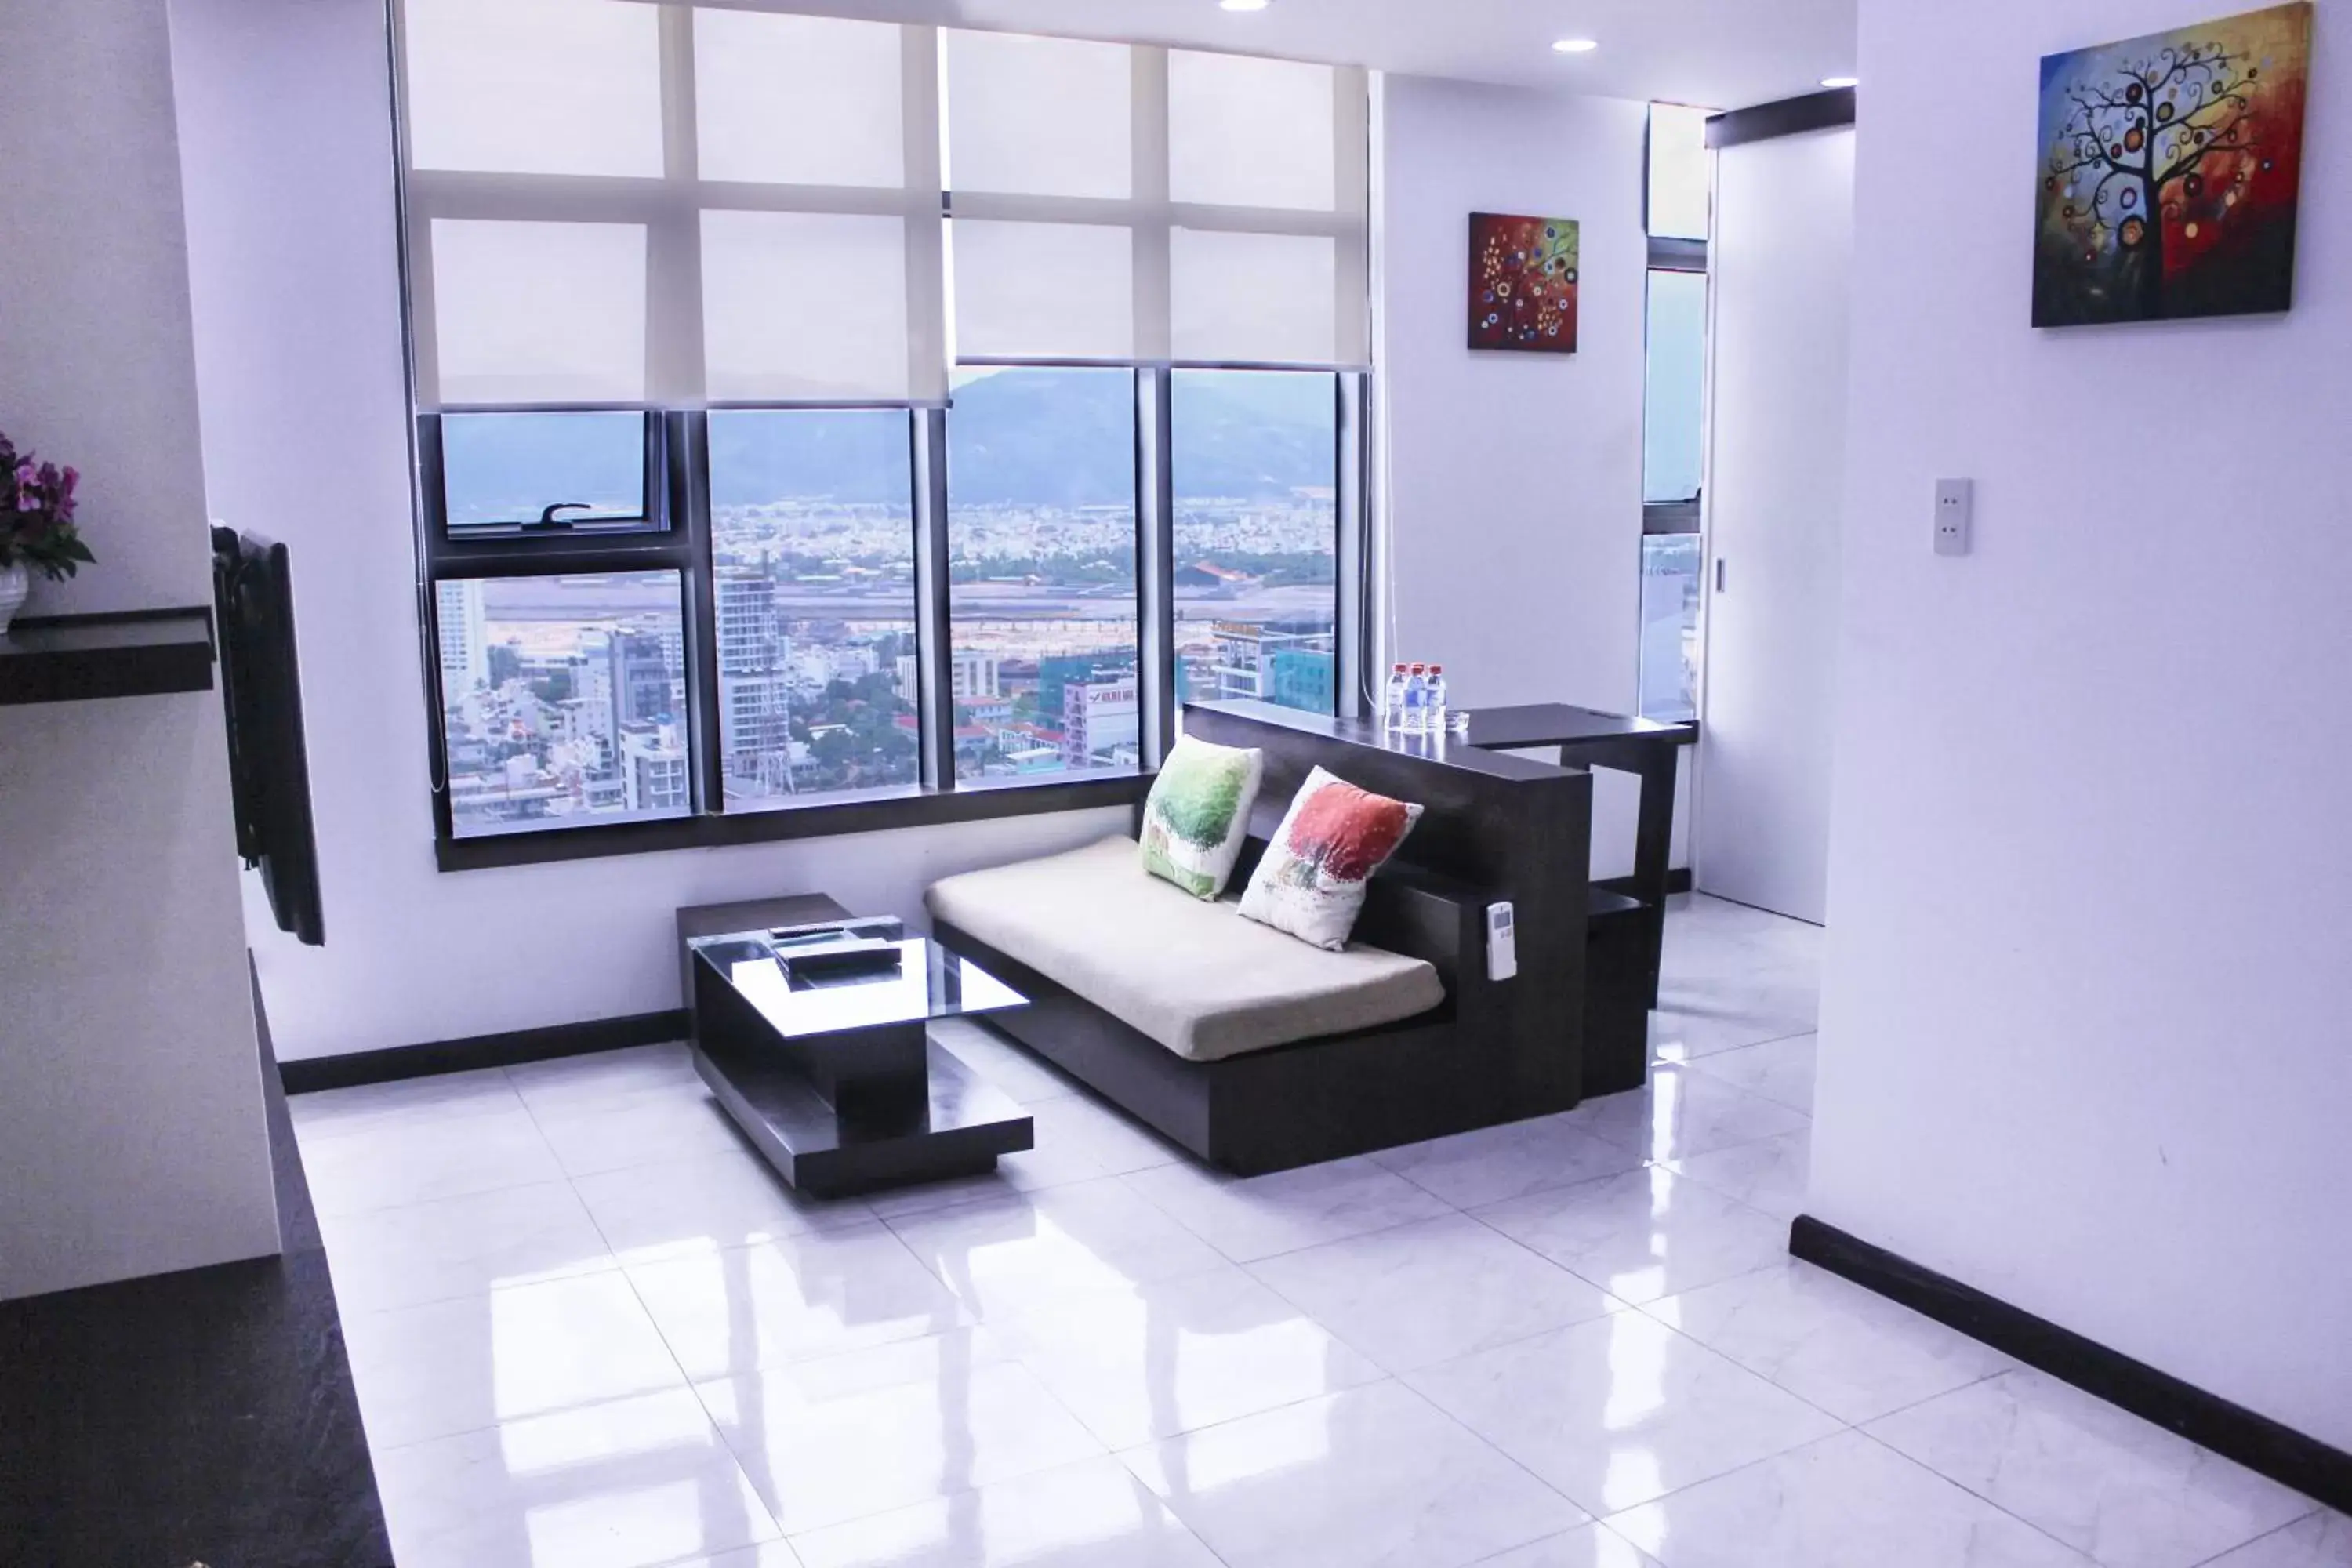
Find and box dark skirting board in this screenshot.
[1595,867,1694,899]
[1789,1214,2352,1515]
[280,1005,688,1094]
[0,965,392,1568]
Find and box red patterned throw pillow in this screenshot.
[1238,766,1423,949]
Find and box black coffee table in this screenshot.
[684,905,1033,1197]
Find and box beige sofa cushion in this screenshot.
[924,836,1445,1063]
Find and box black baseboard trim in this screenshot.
[1789,1215,2352,1514]
[1595,867,1693,901]
[280,1009,689,1094]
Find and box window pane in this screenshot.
[708,411,920,805]
[1639,535,1702,722]
[1647,103,1712,240]
[944,31,1131,198]
[1169,52,1338,211]
[702,212,911,401]
[947,368,1138,780]
[441,412,645,529]
[1171,228,1340,365]
[695,10,905,187]
[430,219,646,404]
[1644,270,1707,504]
[402,0,662,177]
[437,571,691,837]
[950,220,1134,361]
[1173,370,1338,716]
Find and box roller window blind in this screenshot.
[397,4,1366,404]
[942,33,1367,368]
[942,31,1134,199]
[401,2,942,407]
[430,219,648,404]
[403,0,664,178]
[700,211,916,402]
[1171,228,1340,365]
[693,9,907,189]
[949,220,1137,361]
[1168,50,1338,211]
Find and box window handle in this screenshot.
[1715,557,1726,593]
[524,502,592,532]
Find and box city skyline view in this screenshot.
[435,368,1339,835]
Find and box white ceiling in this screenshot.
[740,0,1857,111]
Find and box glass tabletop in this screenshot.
[691,932,1025,1040]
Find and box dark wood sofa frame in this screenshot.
[931,701,1595,1175]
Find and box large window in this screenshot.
[946,368,1139,781]
[437,570,690,837]
[1640,103,1714,723]
[1173,370,1339,716]
[709,411,920,805]
[394,2,1369,862]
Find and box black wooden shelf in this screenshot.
[0,606,215,706]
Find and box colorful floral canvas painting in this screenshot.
[2034,2,2312,327]
[1468,213,1579,353]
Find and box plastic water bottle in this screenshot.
[1400,662,1430,735]
[1425,664,1449,737]
[1383,662,1410,732]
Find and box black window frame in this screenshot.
[429,407,669,536]
[1643,99,1712,544]
[942,364,1145,788]
[1168,367,1349,722]
[1642,238,1709,539]
[702,404,925,811]
[416,374,1369,872]
[1639,103,1713,725]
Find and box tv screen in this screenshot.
[212,526,324,946]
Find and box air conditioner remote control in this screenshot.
[1486,902,1518,982]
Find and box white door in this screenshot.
[1695,126,1854,924]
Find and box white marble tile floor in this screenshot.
[293,895,2340,1568]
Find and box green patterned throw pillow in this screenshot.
[1140,735,1265,898]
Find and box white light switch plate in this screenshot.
[1935,478,1973,557]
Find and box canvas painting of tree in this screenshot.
[2034,2,2313,327]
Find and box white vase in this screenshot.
[0,562,28,635]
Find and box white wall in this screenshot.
[169,0,1132,1061]
[1816,0,2352,1450]
[0,0,280,1298]
[1379,74,1690,880]
[166,16,1681,1060]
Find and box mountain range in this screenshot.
[441,369,1338,524]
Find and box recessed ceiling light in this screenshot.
[1219,0,1270,11]
[1552,38,1599,54]
[1820,74,1859,88]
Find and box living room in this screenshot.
[2,0,2346,1565]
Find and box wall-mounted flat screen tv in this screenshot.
[212,525,324,947]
